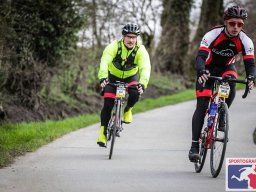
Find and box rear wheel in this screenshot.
[195,131,208,173]
[194,111,209,173]
[210,102,229,177]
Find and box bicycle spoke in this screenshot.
[214,131,225,142]
[211,142,224,168]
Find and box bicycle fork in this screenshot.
[107,103,124,140]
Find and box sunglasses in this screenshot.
[125,35,137,39]
[227,21,244,28]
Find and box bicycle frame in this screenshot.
[204,80,228,149]
[108,85,127,134]
[107,82,128,159]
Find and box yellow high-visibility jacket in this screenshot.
[98,39,151,88]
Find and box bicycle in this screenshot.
[194,75,251,178]
[104,81,129,160]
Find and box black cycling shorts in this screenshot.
[196,64,237,97]
[103,73,139,99]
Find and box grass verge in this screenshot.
[0,114,100,167]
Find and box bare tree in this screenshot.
[117,0,162,51]
[74,0,162,93]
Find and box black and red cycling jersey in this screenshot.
[196,25,255,78]
[195,25,255,98]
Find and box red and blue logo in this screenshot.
[226,158,256,191]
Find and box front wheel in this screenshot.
[109,100,121,160]
[108,125,116,160]
[210,102,229,178]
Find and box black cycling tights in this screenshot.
[101,88,140,128]
[192,85,236,142]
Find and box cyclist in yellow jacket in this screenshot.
[97,23,151,147]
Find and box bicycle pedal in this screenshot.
[107,132,112,141]
[190,156,200,163]
[116,129,122,137]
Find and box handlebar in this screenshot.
[107,82,129,88]
[200,76,250,99]
[100,81,139,96]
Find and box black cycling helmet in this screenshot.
[122,23,141,36]
[223,5,248,20]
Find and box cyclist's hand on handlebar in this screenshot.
[137,83,145,95]
[198,70,210,84]
[247,75,255,90]
[100,78,109,88]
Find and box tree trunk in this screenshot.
[186,0,224,81]
[154,0,193,75]
[191,0,224,53]
[92,0,101,48]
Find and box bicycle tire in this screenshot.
[195,114,209,173]
[109,100,121,159]
[195,139,208,173]
[210,102,229,178]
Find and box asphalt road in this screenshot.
[0,91,255,192]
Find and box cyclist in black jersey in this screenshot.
[189,5,255,162]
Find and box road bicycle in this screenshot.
[194,75,251,178]
[105,81,128,160]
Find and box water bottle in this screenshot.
[209,103,217,116]
[207,103,217,127]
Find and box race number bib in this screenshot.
[218,84,230,98]
[116,86,126,98]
